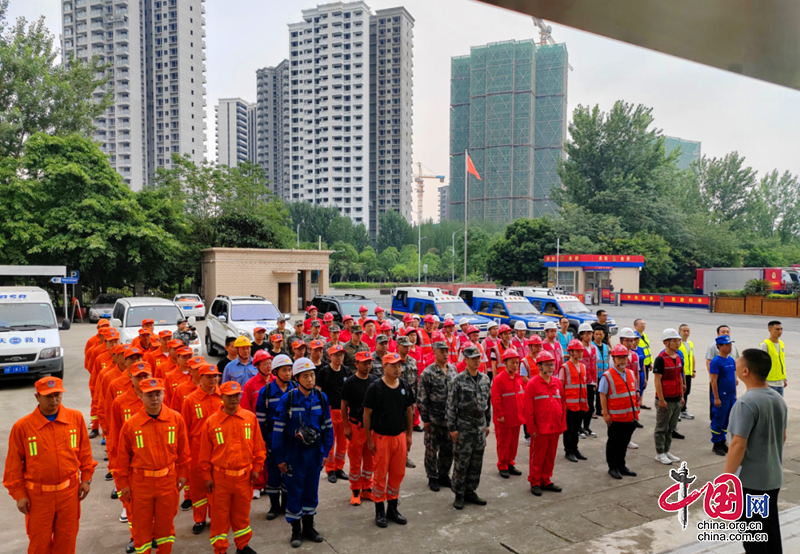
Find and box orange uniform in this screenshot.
[84,334,104,371]
[181,387,222,524]
[95,365,125,435]
[106,387,142,540]
[198,406,266,554]
[3,403,97,554]
[165,367,191,408]
[146,349,171,380]
[115,405,191,554]
[171,379,198,412]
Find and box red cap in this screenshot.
[253,350,273,365]
[35,377,65,395]
[309,339,325,350]
[535,351,555,364]
[254,326,267,333]
[176,347,193,357]
[567,339,585,352]
[355,351,372,362]
[328,344,345,356]
[124,348,144,359]
[382,352,401,365]
[142,318,155,325]
[375,306,385,313]
[270,334,284,343]
[498,324,512,334]
[219,381,242,395]
[611,344,629,357]
[199,364,222,376]
[138,328,152,336]
[526,335,543,346]
[323,312,334,322]
[501,348,520,361]
[139,378,165,393]
[130,362,152,376]
[291,340,306,350]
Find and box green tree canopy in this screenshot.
[377,209,412,253]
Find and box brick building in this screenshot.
[201,248,332,314]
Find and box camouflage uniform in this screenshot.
[321,340,343,365]
[173,328,197,346]
[344,339,370,370]
[446,370,492,497]
[268,327,289,343]
[399,356,419,399]
[417,362,457,480]
[370,350,385,378]
[303,333,327,346]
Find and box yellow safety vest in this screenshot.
[679,340,694,376]
[761,340,786,382]
[639,332,652,366]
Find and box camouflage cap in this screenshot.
[351,324,363,333]
[329,324,341,332]
[462,346,481,359]
[396,335,411,347]
[432,341,449,350]
[376,334,389,344]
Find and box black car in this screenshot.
[309,294,400,329]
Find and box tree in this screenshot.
[694,152,757,231]
[351,224,370,251]
[215,212,294,249]
[359,246,379,277]
[377,247,399,274]
[485,218,558,284]
[746,170,800,242]
[0,1,111,158]
[377,210,412,253]
[330,241,359,282]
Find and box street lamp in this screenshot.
[418,235,427,285]
[452,229,461,283]
[296,218,305,248]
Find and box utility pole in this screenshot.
[452,229,461,283]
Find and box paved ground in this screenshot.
[1,301,798,554]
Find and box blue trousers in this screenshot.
[710,393,735,443]
[283,447,324,523]
[265,448,286,495]
[639,370,646,396]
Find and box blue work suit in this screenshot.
[221,358,257,389]
[272,388,333,523]
[709,355,737,443]
[636,346,646,396]
[255,379,296,496]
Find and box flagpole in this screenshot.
[463,149,468,285]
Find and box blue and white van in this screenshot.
[457,288,556,335]
[505,287,617,336]
[0,287,68,380]
[391,287,491,333]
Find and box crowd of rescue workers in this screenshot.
[4,303,788,554]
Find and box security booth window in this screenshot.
[556,270,577,294]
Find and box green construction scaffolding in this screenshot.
[448,40,568,224]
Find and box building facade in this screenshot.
[61,0,207,190]
[368,7,414,237]
[215,98,254,168]
[438,185,449,222]
[256,61,290,197]
[665,136,702,170]
[447,40,568,224]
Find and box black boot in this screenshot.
[386,499,407,524]
[266,494,280,520]
[290,520,302,548]
[438,474,452,489]
[301,515,324,542]
[280,491,288,513]
[375,502,388,528]
[428,477,440,492]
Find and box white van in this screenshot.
[0,286,68,380]
[111,297,201,356]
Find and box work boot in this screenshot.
[280,491,288,513]
[387,499,407,524]
[498,469,510,479]
[531,486,542,497]
[236,546,257,554]
[192,521,206,535]
[428,477,440,492]
[712,442,726,456]
[266,494,281,520]
[619,467,637,477]
[350,490,362,506]
[541,483,562,493]
[290,521,302,548]
[438,475,452,489]
[453,495,465,510]
[375,502,388,528]
[405,457,416,468]
[565,452,578,463]
[464,492,487,506]
[507,465,522,476]
[126,540,135,554]
[301,515,324,542]
[89,429,99,439]
[722,442,729,453]
[608,468,622,480]
[574,451,587,461]
[327,471,337,483]
[180,498,192,511]
[335,469,349,481]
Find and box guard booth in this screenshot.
[544,255,644,303]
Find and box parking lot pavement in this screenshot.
[0,303,798,554]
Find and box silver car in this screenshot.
[172,294,206,320]
[88,294,123,323]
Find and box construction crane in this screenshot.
[413,162,445,224]
[532,17,574,71]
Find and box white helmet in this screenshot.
[543,321,558,331]
[661,328,681,341]
[292,357,316,377]
[578,323,593,334]
[444,313,453,321]
[514,321,527,331]
[273,354,293,369]
[618,327,637,339]
[459,317,470,326]
[487,320,499,329]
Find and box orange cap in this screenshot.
[138,328,152,336]
[35,376,65,395]
[292,339,305,350]
[309,339,325,350]
[188,356,206,369]
[139,378,165,393]
[382,352,401,365]
[355,351,372,363]
[254,326,267,333]
[270,334,284,343]
[124,347,144,359]
[97,319,110,328]
[167,339,183,349]
[129,362,152,376]
[328,344,345,356]
[158,330,173,339]
[176,347,193,357]
[142,318,155,325]
[112,344,127,355]
[219,381,242,395]
[198,364,222,376]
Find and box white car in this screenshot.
[172,294,206,319]
[205,295,282,356]
[110,297,201,356]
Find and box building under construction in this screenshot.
[448,39,568,224]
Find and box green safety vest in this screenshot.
[761,340,786,382]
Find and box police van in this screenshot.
[505,287,617,336]
[390,287,491,333]
[457,288,556,335]
[0,287,68,380]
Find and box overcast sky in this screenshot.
[12,0,800,221]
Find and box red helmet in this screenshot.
[443,319,455,327]
[359,305,368,313]
[535,350,555,364]
[323,312,334,322]
[567,339,585,351]
[501,348,520,361]
[466,325,480,335]
[403,327,418,337]
[253,350,273,365]
[423,314,436,324]
[432,331,446,342]
[380,321,392,331]
[342,314,354,322]
[307,305,318,313]
[526,335,543,346]
[498,324,512,334]
[403,313,413,323]
[375,306,385,313]
[611,344,629,357]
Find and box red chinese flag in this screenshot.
[466,154,482,180]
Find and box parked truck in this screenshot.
[694,267,793,295]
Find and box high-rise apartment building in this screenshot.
[665,136,701,170]
[215,98,254,168]
[284,2,413,233]
[256,61,290,197]
[368,7,414,237]
[61,0,207,190]
[448,40,568,224]
[438,185,450,222]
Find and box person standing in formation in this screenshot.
[341,351,378,506]
[492,348,525,479]
[558,340,589,463]
[599,345,640,480]
[317,344,352,483]
[653,329,684,466]
[578,323,598,438]
[709,334,737,456]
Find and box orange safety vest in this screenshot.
[444,334,459,363]
[604,368,639,422]
[562,361,589,412]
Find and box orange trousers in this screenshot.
[371,433,406,503]
[209,469,253,554]
[24,481,81,554]
[130,471,179,553]
[190,461,209,524]
[325,409,348,473]
[347,423,374,491]
[495,424,521,471]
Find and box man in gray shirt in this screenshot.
[725,348,787,554]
